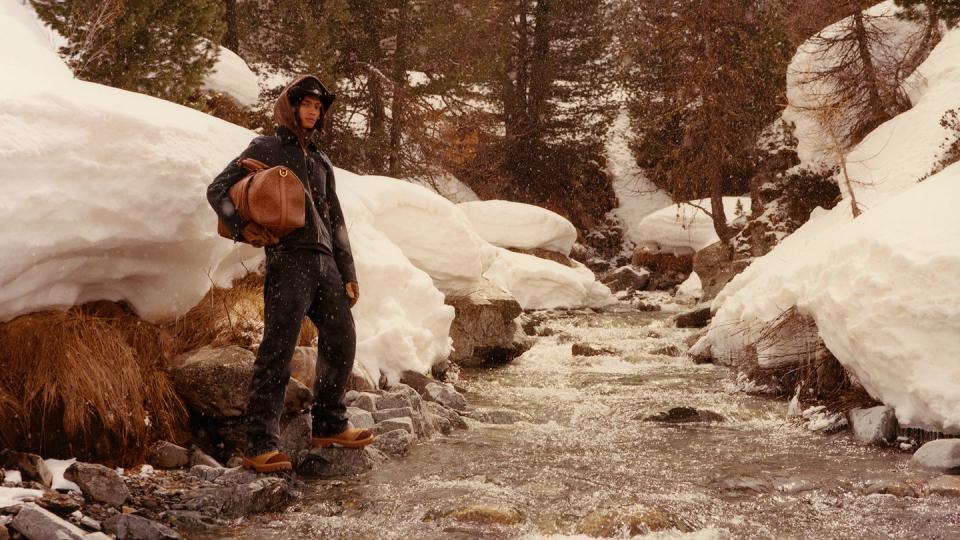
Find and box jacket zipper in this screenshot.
[301,146,322,244]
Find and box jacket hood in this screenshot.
[274,75,328,147]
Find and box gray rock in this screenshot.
[375,417,414,435]
[863,479,920,497]
[424,383,467,411]
[445,280,529,367]
[165,510,222,532]
[278,413,312,467]
[63,462,129,507]
[388,384,424,411]
[188,465,226,483]
[642,407,724,423]
[466,408,533,425]
[181,474,295,518]
[35,492,80,516]
[147,441,190,469]
[372,429,417,457]
[926,475,960,497]
[79,515,102,531]
[10,503,87,540]
[675,306,712,329]
[347,407,376,430]
[424,410,452,435]
[911,439,960,471]
[298,447,379,477]
[0,451,52,489]
[189,449,223,469]
[169,346,311,418]
[344,391,379,412]
[399,370,434,396]
[571,342,619,357]
[373,407,415,423]
[600,265,650,294]
[848,406,897,444]
[424,401,468,430]
[110,514,180,540]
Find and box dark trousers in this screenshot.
[245,248,357,456]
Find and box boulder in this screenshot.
[289,347,376,392]
[423,401,468,431]
[0,451,52,489]
[398,370,435,396]
[674,306,712,329]
[277,413,312,467]
[445,280,531,367]
[344,391,379,412]
[424,383,467,411]
[642,407,724,423]
[911,439,960,472]
[372,429,417,457]
[687,336,714,365]
[375,417,415,435]
[169,346,312,418]
[189,449,223,469]
[347,407,376,430]
[926,475,960,497]
[106,514,180,540]
[147,441,190,470]
[848,406,897,445]
[10,503,87,540]
[632,248,694,274]
[691,241,748,301]
[863,479,920,497]
[298,448,381,477]
[63,462,129,507]
[180,471,295,518]
[571,343,619,357]
[600,265,651,294]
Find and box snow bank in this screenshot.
[783,1,925,171]
[633,198,750,255]
[459,200,578,256]
[410,174,479,203]
[484,249,614,310]
[0,486,43,509]
[708,27,960,431]
[606,109,674,245]
[203,45,260,108]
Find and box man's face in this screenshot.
[298,95,324,129]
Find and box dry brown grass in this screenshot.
[0,307,186,466]
[163,271,316,357]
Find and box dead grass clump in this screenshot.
[163,271,316,356]
[0,310,154,465]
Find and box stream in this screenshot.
[216,301,960,539]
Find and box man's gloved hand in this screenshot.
[242,222,280,247]
[345,282,360,307]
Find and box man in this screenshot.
[207,75,374,473]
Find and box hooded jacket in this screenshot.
[207,75,357,285]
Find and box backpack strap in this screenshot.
[237,157,270,172]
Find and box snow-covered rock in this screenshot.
[483,248,614,310]
[707,27,960,432]
[633,198,751,255]
[458,200,578,256]
[676,272,703,300]
[203,45,260,107]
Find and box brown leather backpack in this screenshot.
[217,158,306,241]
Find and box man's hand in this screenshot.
[345,282,360,307]
[241,222,280,247]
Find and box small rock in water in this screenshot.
[424,383,468,411]
[466,408,533,425]
[642,407,724,423]
[674,306,711,328]
[712,475,770,494]
[863,479,920,498]
[147,441,190,470]
[651,345,682,357]
[571,342,620,357]
[444,505,524,526]
[910,439,960,472]
[63,462,130,507]
[925,475,960,497]
[848,406,897,444]
[373,429,416,457]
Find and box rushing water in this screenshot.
[219,305,960,539]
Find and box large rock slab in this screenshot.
[170,346,312,418]
[911,439,960,471]
[445,280,531,367]
[63,462,129,507]
[848,406,897,445]
[10,503,87,540]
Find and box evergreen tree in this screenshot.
[896,0,960,27]
[31,0,225,106]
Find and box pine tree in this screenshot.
[621,0,792,246]
[31,0,225,106]
[896,0,960,27]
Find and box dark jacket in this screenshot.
[207,75,357,285]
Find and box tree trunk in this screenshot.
[222,0,239,52]
[389,5,409,177]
